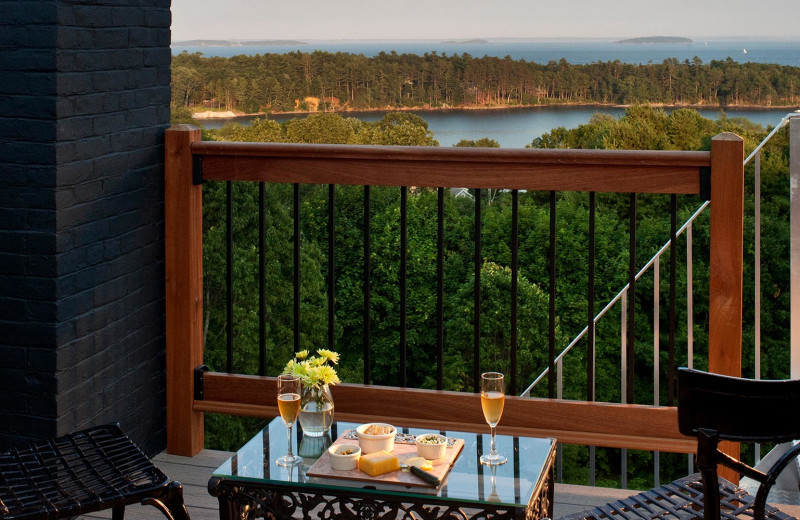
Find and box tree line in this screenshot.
[196,107,792,489]
[172,50,800,114]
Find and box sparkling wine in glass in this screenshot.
[479,372,507,465]
[276,374,302,467]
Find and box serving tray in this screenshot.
[306,430,465,488]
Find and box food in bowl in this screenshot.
[356,423,396,454]
[415,433,447,460]
[362,424,394,435]
[328,444,361,471]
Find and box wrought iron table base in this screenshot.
[209,468,553,520]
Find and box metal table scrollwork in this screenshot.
[208,418,556,520]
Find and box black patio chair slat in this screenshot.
[0,424,188,520]
[559,474,795,520]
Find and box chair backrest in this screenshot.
[678,367,800,443]
[677,367,800,520]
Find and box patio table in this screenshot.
[208,418,556,520]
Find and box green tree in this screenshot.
[454,138,500,147]
[357,112,439,146]
[285,113,358,144]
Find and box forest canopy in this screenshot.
[172,50,800,115]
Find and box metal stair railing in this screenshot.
[521,110,800,489]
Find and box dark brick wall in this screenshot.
[0,0,60,449]
[0,0,171,455]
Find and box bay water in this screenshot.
[198,106,795,149]
[172,38,800,67]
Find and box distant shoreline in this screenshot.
[615,36,694,44]
[191,101,796,120]
[173,39,307,47]
[440,38,489,44]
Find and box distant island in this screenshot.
[615,36,693,44]
[441,38,489,44]
[172,39,307,47]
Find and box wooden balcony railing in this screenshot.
[164,125,744,467]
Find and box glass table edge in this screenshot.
[211,418,557,508]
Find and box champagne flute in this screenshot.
[487,462,501,502]
[276,373,302,467]
[479,372,507,465]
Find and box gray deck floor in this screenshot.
[82,450,800,520]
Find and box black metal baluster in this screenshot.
[587,192,595,402]
[513,437,521,502]
[363,185,371,384]
[293,183,300,354]
[474,188,481,393]
[328,184,335,351]
[510,189,518,394]
[668,194,677,405]
[259,182,266,376]
[627,193,637,404]
[437,187,444,390]
[400,186,407,387]
[548,191,556,398]
[476,434,485,501]
[226,180,233,373]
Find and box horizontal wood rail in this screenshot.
[195,373,695,454]
[166,126,743,460]
[192,141,710,194]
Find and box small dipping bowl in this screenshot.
[415,433,447,460]
[356,423,396,454]
[328,444,361,471]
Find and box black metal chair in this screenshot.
[558,368,800,520]
[678,367,800,520]
[0,423,189,520]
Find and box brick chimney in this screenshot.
[0,1,172,455]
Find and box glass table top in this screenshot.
[213,418,556,508]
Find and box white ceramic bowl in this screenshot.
[328,444,360,471]
[415,433,447,460]
[356,423,396,454]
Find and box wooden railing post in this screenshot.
[708,132,745,377]
[165,124,204,456]
[708,132,744,481]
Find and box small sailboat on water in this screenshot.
[743,48,748,54]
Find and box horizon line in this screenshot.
[171,35,798,44]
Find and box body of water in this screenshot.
[172,38,800,66]
[198,106,795,149]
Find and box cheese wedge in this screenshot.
[404,456,433,471]
[358,450,400,476]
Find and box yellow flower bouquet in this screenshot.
[283,349,339,436]
[283,349,340,388]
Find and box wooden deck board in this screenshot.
[78,450,800,520]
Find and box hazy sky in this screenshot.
[170,0,799,42]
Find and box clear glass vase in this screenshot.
[297,383,334,437]
[298,432,332,459]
